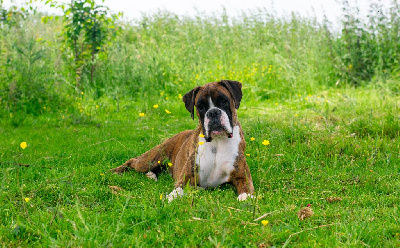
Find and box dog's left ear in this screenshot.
[219,80,242,109]
[183,86,201,120]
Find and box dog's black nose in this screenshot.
[206,108,221,119]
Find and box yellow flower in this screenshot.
[81,92,84,95]
[199,133,205,138]
[139,113,145,117]
[246,154,250,157]
[153,104,159,108]
[165,97,169,100]
[158,161,161,164]
[96,105,99,108]
[261,220,269,226]
[275,103,278,106]
[305,97,309,101]
[43,106,46,109]
[198,141,204,145]
[178,94,182,99]
[160,92,164,96]
[20,142,27,149]
[100,173,104,176]
[250,137,255,141]
[160,194,163,200]
[168,163,173,167]
[262,140,270,146]
[165,109,171,114]
[24,197,30,203]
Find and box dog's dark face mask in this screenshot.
[183,80,242,142]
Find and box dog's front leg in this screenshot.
[230,164,255,201]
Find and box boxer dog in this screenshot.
[111,80,254,202]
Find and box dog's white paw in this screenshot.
[237,193,254,201]
[166,187,184,203]
[146,171,158,181]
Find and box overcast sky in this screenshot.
[2,0,392,23]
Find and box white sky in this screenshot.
[2,0,392,23]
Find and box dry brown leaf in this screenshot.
[297,207,314,220]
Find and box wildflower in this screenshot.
[261,220,269,226]
[100,173,104,176]
[198,141,204,145]
[199,133,205,138]
[81,92,84,95]
[158,161,161,164]
[165,97,169,100]
[250,137,255,141]
[20,142,27,149]
[178,94,182,99]
[43,106,46,109]
[153,104,159,108]
[262,140,270,146]
[96,105,99,108]
[160,92,164,96]
[246,154,250,157]
[165,109,171,114]
[168,163,173,167]
[24,198,30,203]
[139,113,145,117]
[160,194,163,200]
[305,97,309,101]
[275,103,278,106]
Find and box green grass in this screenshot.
[1,86,399,247]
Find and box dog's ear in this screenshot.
[183,86,201,120]
[219,80,242,109]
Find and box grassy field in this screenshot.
[1,0,400,246]
[1,85,400,247]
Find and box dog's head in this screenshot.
[183,80,242,142]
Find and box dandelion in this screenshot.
[199,133,205,138]
[160,194,163,200]
[165,109,171,114]
[178,94,182,99]
[139,113,145,117]
[275,103,278,106]
[198,141,204,145]
[305,97,309,101]
[246,154,250,157]
[43,106,46,109]
[250,137,255,141]
[262,140,270,146]
[153,104,159,108]
[96,105,99,108]
[165,97,169,100]
[20,142,27,149]
[100,173,104,176]
[261,220,269,226]
[24,197,30,203]
[158,161,161,164]
[160,92,164,96]
[168,163,173,167]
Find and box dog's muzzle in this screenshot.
[204,107,233,141]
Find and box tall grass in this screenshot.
[0,1,399,125]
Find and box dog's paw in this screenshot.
[237,193,254,202]
[146,171,158,181]
[166,187,184,203]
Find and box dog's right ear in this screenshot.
[183,86,201,120]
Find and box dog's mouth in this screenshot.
[205,126,233,142]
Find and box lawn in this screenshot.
[1,86,399,247]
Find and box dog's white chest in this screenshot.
[196,126,241,188]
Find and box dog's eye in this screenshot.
[221,99,229,106]
[197,104,206,111]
